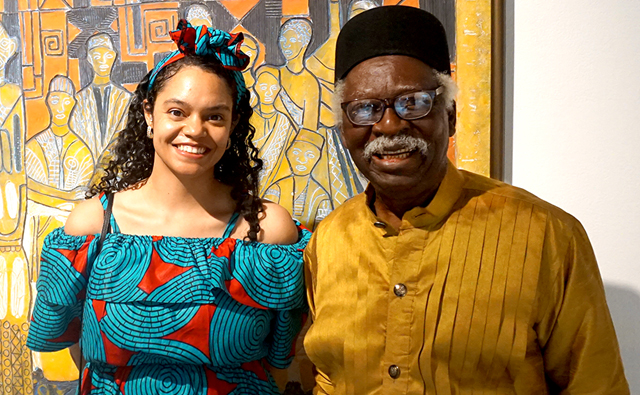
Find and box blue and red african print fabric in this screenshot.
[27,196,310,394]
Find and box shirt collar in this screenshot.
[364,160,465,230]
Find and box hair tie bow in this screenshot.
[148,19,250,104]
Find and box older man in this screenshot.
[303,6,628,394]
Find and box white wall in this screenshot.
[511,0,640,386]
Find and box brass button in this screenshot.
[374,221,386,228]
[388,364,401,379]
[394,283,407,297]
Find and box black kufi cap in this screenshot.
[335,6,451,82]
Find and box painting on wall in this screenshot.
[0,0,496,392]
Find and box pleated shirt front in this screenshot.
[303,161,628,395]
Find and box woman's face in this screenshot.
[145,65,236,179]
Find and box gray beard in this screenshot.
[363,135,430,160]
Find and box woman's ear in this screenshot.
[143,99,153,128]
[230,114,240,132]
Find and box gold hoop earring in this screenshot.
[147,125,154,138]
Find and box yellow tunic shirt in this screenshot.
[303,161,628,395]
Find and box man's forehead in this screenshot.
[342,55,437,97]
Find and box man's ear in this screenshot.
[447,101,457,138]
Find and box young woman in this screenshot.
[27,21,310,394]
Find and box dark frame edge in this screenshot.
[490,0,506,180]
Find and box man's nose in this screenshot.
[371,107,410,137]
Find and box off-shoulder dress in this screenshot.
[27,193,311,394]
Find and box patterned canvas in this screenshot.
[0,0,492,392]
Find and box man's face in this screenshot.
[88,47,116,77]
[47,92,76,126]
[340,55,455,199]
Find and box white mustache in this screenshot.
[363,135,429,160]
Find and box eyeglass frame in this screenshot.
[340,86,445,126]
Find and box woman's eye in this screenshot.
[209,114,224,121]
[169,109,183,117]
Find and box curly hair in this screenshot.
[88,55,265,241]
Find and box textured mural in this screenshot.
[0,0,492,392]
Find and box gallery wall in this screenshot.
[511,0,640,389]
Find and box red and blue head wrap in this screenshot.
[148,19,250,104]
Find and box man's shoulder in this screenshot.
[459,170,578,225]
[314,193,367,234]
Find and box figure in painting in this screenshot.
[306,0,365,205]
[71,33,131,162]
[347,0,381,19]
[241,33,260,107]
[23,76,94,331]
[25,76,94,197]
[264,129,332,229]
[252,66,296,188]
[275,18,320,132]
[0,20,32,392]
[0,21,26,242]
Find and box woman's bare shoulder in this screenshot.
[258,200,299,245]
[64,196,105,236]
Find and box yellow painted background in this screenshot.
[0,0,491,393]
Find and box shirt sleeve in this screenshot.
[538,221,629,394]
[304,233,337,394]
[26,228,96,352]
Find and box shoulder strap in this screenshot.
[222,212,241,239]
[96,193,113,254]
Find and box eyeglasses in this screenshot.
[341,87,444,126]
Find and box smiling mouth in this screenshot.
[175,144,208,155]
[375,149,415,160]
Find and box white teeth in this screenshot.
[177,145,206,154]
[379,151,412,159]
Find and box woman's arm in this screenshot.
[64,196,105,236]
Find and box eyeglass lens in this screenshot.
[345,91,435,126]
